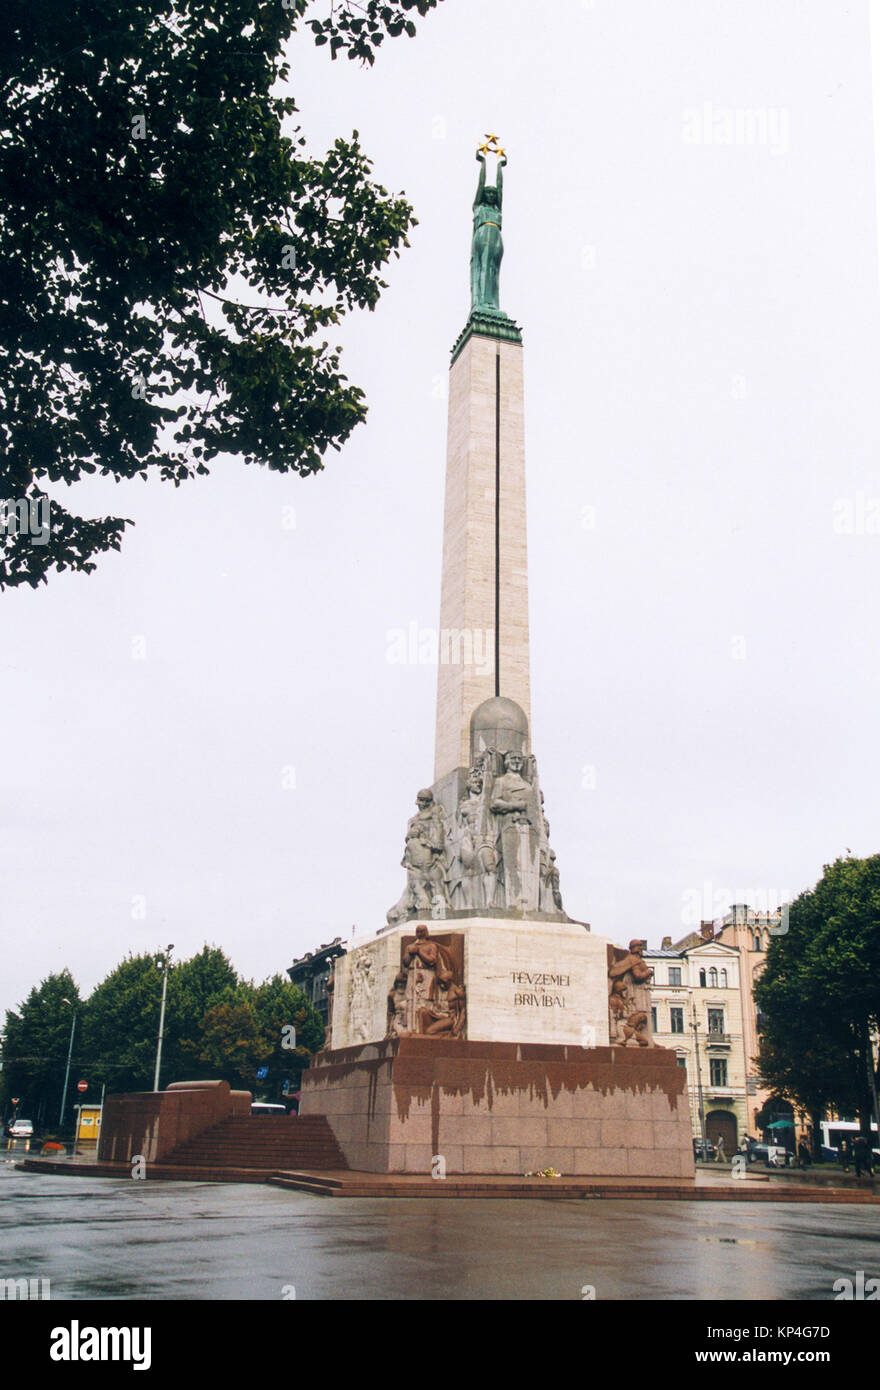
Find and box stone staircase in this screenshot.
[161,1115,347,1174]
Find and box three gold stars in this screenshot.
[478,132,506,158]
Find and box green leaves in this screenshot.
[0,0,443,587]
[756,854,880,1124]
[1,971,82,1121]
[308,0,438,65]
[3,943,325,1107]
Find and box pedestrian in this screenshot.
[797,1140,811,1169]
[853,1134,868,1178]
[838,1137,850,1172]
[714,1135,726,1163]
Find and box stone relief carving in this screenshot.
[386,971,409,1039]
[608,940,654,1048]
[385,925,467,1039]
[349,953,379,1045]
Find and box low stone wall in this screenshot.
[97,1080,251,1164]
[299,1038,695,1177]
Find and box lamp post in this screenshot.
[866,1026,880,1160]
[59,998,77,1128]
[691,1002,707,1151]
[152,945,174,1092]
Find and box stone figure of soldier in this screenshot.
[608,941,654,1047]
[449,763,497,911]
[489,749,539,909]
[386,789,450,924]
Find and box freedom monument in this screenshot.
[300,141,694,1178]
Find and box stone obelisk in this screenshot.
[384,137,570,932]
[299,145,692,1185]
[434,142,531,784]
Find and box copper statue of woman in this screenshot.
[471,147,507,312]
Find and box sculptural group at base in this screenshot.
[386,699,566,925]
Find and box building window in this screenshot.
[709,1058,728,1087]
[707,1008,724,1034]
[699,969,706,987]
[670,1007,684,1034]
[651,1007,657,1032]
[720,969,728,988]
[708,967,718,988]
[668,967,681,986]
[753,931,762,951]
[676,1056,687,1069]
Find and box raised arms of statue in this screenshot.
[471,139,507,313]
[473,149,506,213]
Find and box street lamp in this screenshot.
[59,998,77,1127]
[691,1001,707,1151]
[152,945,174,1092]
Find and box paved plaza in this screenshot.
[3,1162,878,1302]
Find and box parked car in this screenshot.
[8,1119,34,1138]
[693,1139,716,1161]
[749,1142,790,1166]
[250,1103,287,1116]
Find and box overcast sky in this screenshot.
[3,0,880,1019]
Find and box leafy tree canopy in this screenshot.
[3,945,325,1114]
[2,970,82,1119]
[756,854,880,1135]
[0,0,441,587]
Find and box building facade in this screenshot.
[287,937,346,1030]
[646,927,748,1154]
[715,903,782,1137]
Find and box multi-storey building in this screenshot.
[715,903,782,1136]
[646,902,786,1149]
[645,925,748,1154]
[287,937,346,1030]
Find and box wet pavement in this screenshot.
[2,1158,878,1300]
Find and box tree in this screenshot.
[756,855,880,1151]
[183,987,269,1090]
[162,944,238,1078]
[0,0,441,588]
[252,972,324,1085]
[81,953,165,1093]
[181,975,324,1092]
[2,971,83,1125]
[7,947,327,1111]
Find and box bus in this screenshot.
[819,1119,879,1157]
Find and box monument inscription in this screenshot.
[511,970,570,1009]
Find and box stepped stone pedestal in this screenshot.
[299,1037,694,1177]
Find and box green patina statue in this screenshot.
[470,142,507,313]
